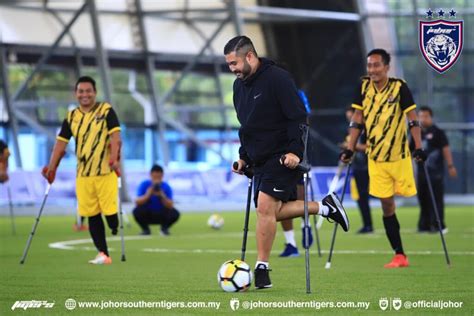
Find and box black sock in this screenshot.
[383,214,405,255]
[88,214,109,256]
[105,214,119,235]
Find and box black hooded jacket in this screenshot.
[232,58,307,166]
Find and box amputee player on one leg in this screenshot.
[42,76,122,265]
[224,35,350,289]
[340,49,426,268]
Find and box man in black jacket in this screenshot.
[224,36,350,289]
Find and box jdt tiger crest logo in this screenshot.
[419,9,463,74]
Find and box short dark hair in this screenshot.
[75,76,96,92]
[345,106,355,113]
[150,164,163,174]
[223,35,258,57]
[367,48,391,65]
[418,105,433,117]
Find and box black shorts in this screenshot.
[253,156,302,207]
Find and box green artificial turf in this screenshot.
[0,206,472,315]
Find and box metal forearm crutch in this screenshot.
[20,153,64,264]
[316,162,345,230]
[421,162,451,267]
[300,124,312,294]
[325,163,352,269]
[279,151,312,292]
[233,162,254,262]
[308,174,321,257]
[278,125,313,293]
[112,143,126,262]
[117,175,126,262]
[20,183,52,264]
[7,182,16,235]
[240,173,252,262]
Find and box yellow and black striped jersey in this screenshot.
[352,77,416,162]
[57,102,121,177]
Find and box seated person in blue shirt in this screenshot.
[133,164,180,236]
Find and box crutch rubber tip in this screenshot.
[121,256,126,262]
[325,262,331,269]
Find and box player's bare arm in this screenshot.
[407,109,426,162]
[341,109,364,163]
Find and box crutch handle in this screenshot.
[41,151,66,184]
[109,142,122,177]
[280,155,311,173]
[41,166,56,184]
[114,169,122,177]
[109,159,121,177]
[233,161,254,179]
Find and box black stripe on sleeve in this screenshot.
[399,81,415,111]
[58,119,73,141]
[106,108,120,131]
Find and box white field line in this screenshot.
[47,233,245,250]
[142,248,474,256]
[48,235,474,256]
[48,235,152,250]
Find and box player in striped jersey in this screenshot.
[42,76,122,265]
[341,49,426,268]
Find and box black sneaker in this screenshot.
[322,192,350,232]
[254,264,272,289]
